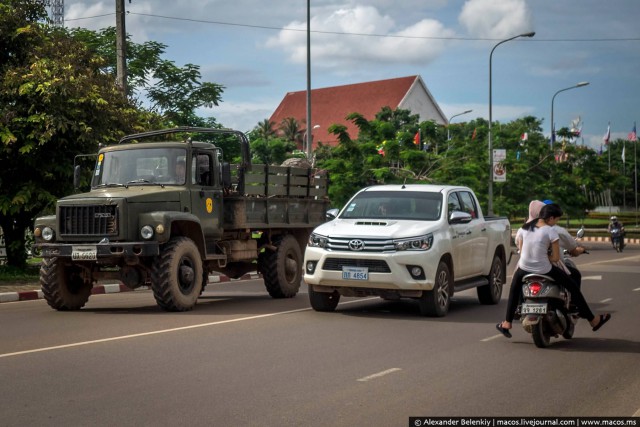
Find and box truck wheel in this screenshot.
[309,286,340,312]
[259,235,302,298]
[151,237,203,311]
[477,255,505,305]
[419,261,450,317]
[40,257,92,311]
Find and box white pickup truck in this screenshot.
[303,184,512,317]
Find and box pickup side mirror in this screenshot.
[326,208,339,220]
[73,165,81,189]
[449,211,473,224]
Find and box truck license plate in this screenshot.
[71,245,97,261]
[521,303,547,315]
[342,266,368,281]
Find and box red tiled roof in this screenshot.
[269,75,421,149]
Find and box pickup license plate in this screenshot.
[71,245,97,261]
[342,266,368,281]
[521,303,547,315]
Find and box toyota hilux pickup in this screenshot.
[303,184,511,317]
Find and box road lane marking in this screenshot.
[0,297,380,359]
[357,368,402,382]
[582,275,602,280]
[633,288,640,292]
[600,298,613,303]
[481,334,505,342]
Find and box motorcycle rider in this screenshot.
[607,216,625,251]
[497,203,611,338]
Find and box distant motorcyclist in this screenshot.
[607,216,625,251]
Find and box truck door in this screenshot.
[457,190,488,275]
[189,152,223,245]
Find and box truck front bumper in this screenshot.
[38,242,159,259]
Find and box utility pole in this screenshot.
[115,0,128,96]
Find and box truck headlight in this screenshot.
[393,234,433,251]
[42,227,55,242]
[308,233,328,248]
[140,225,154,240]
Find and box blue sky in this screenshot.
[62,0,640,150]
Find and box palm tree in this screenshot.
[255,119,277,141]
[280,117,303,145]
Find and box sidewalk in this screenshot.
[0,272,261,304]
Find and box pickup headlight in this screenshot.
[393,234,433,251]
[308,232,328,248]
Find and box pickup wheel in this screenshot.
[40,257,92,311]
[151,237,203,312]
[478,254,505,305]
[309,286,340,312]
[259,235,302,298]
[419,261,451,317]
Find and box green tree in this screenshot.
[0,0,148,266]
[279,117,303,146]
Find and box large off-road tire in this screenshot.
[532,322,552,348]
[477,254,505,305]
[151,237,203,312]
[259,235,302,298]
[309,286,340,312]
[419,261,451,317]
[40,257,92,311]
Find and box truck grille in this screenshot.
[322,258,391,273]
[59,205,118,236]
[326,236,395,252]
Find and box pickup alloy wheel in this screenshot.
[419,261,451,317]
[40,257,93,310]
[478,254,504,305]
[151,237,203,311]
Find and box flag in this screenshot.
[598,144,603,156]
[603,123,611,145]
[516,150,521,160]
[413,130,420,146]
[628,123,637,141]
[471,128,477,140]
[521,132,528,141]
[622,145,626,163]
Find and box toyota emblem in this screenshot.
[348,239,365,251]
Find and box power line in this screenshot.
[66,11,640,42]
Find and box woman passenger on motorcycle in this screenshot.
[496,203,611,338]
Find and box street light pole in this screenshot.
[488,31,535,216]
[550,81,589,148]
[447,110,473,141]
[304,125,320,157]
[305,0,312,160]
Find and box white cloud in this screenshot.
[265,5,456,68]
[459,0,533,39]
[441,103,535,123]
[200,100,279,133]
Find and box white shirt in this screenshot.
[517,225,559,274]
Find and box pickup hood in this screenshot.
[313,218,437,239]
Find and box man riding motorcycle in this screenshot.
[607,216,625,251]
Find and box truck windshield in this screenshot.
[92,147,187,187]
[340,191,442,221]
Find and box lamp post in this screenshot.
[305,0,312,161]
[304,124,320,158]
[550,81,589,148]
[488,31,535,216]
[447,110,473,141]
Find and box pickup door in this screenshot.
[447,190,488,278]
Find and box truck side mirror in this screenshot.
[221,162,231,189]
[73,165,81,189]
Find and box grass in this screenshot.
[0,260,41,283]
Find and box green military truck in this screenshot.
[33,127,330,311]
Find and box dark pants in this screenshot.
[505,265,594,323]
[567,265,581,289]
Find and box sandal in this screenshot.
[496,323,512,338]
[592,314,611,332]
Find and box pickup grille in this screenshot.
[59,205,118,236]
[326,236,395,252]
[322,258,391,273]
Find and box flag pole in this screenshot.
[623,139,626,210]
[635,121,638,227]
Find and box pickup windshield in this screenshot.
[92,147,187,187]
[340,191,442,221]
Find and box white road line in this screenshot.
[0,297,380,359]
[633,287,640,292]
[357,368,402,382]
[600,298,613,303]
[582,275,602,280]
[481,334,505,342]
[633,407,640,417]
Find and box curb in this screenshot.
[0,273,262,304]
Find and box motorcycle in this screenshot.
[518,228,586,348]
[610,227,624,252]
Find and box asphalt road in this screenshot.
[1,243,639,426]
